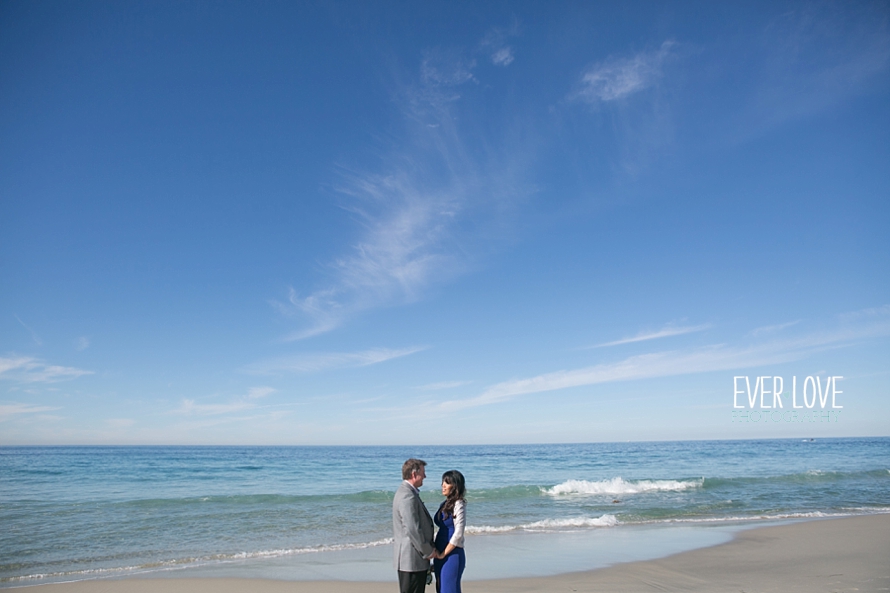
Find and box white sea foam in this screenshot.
[841,506,890,513]
[544,477,703,496]
[466,524,518,534]
[522,514,620,530]
[3,539,396,583]
[223,538,394,560]
[466,514,619,534]
[632,510,890,526]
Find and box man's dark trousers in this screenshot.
[398,569,427,593]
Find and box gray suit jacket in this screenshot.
[392,481,434,571]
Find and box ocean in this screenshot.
[2,438,888,586]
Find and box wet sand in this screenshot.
[21,514,890,593]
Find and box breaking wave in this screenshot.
[544,477,703,496]
[467,514,619,534]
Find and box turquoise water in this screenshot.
[1,438,888,586]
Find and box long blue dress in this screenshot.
[433,502,466,593]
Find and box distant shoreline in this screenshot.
[17,514,890,592]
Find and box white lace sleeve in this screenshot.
[449,499,466,547]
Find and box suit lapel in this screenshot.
[413,487,432,523]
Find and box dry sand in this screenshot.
[21,514,890,593]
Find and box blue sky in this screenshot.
[1,1,888,445]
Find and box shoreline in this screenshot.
[15,514,889,592]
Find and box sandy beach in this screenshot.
[20,514,889,593]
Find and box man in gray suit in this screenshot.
[393,458,435,593]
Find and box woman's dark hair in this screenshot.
[441,470,466,517]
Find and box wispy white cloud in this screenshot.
[839,304,890,322]
[106,418,135,428]
[438,346,783,412]
[276,178,464,340]
[0,355,92,383]
[76,337,90,351]
[14,316,42,346]
[573,40,676,103]
[749,320,801,337]
[590,323,710,348]
[421,52,477,86]
[246,346,426,375]
[176,399,257,416]
[275,87,474,340]
[491,47,514,66]
[274,288,343,340]
[174,386,280,417]
[247,386,276,399]
[0,357,30,375]
[438,312,890,412]
[416,380,471,391]
[0,403,61,421]
[170,409,295,432]
[736,5,890,139]
[277,40,530,340]
[480,21,519,67]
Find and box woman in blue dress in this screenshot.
[432,470,466,593]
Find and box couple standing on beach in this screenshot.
[393,458,466,593]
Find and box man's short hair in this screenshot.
[402,458,427,480]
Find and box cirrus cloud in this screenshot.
[0,403,61,421]
[245,346,427,375]
[438,307,890,412]
[573,40,676,103]
[0,355,92,383]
